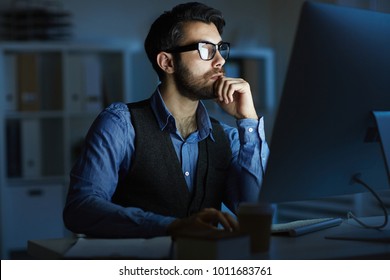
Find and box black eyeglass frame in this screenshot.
[166,41,230,61]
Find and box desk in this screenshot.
[267,216,390,259]
[28,216,390,260]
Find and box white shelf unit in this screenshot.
[0,41,131,259]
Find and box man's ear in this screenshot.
[157,52,175,74]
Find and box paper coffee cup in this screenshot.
[238,202,274,253]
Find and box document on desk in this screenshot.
[64,236,172,259]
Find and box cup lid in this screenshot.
[238,202,274,214]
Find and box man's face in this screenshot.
[172,21,226,101]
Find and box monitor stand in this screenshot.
[372,111,390,183]
[325,111,390,242]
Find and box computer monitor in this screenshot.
[259,2,390,204]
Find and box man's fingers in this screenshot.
[168,208,240,236]
[214,77,249,104]
[199,208,238,232]
[223,212,239,231]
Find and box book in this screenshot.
[83,54,103,112]
[65,53,103,112]
[39,53,63,110]
[17,53,41,111]
[65,54,84,112]
[6,119,21,177]
[174,230,250,260]
[4,54,17,111]
[21,119,41,178]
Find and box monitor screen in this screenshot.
[259,2,390,203]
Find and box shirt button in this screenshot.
[248,127,254,133]
[185,171,190,176]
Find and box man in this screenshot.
[63,2,269,238]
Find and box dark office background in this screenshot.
[1,0,389,115]
[1,0,390,259]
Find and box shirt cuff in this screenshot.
[236,117,265,143]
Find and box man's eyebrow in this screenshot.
[198,40,224,44]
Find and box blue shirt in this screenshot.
[64,89,269,238]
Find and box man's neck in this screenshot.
[176,114,197,139]
[159,84,199,139]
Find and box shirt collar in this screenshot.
[150,88,215,141]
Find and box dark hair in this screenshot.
[144,2,226,80]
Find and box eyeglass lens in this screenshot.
[199,42,229,60]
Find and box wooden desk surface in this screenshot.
[28,216,390,260]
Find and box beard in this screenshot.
[173,57,223,101]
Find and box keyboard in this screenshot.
[272,217,343,237]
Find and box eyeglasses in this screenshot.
[166,41,230,61]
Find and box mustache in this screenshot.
[205,68,225,78]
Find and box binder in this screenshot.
[21,119,42,178]
[65,54,84,112]
[4,54,17,111]
[6,119,21,177]
[17,53,41,111]
[39,53,63,110]
[83,54,103,112]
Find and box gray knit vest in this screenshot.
[111,99,232,218]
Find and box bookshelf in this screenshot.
[0,41,132,259]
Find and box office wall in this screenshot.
[0,0,272,45]
[1,0,389,98]
[1,0,389,259]
[0,0,301,101]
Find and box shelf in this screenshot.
[0,40,129,52]
[5,110,65,119]
[0,41,131,259]
[6,176,68,187]
[6,118,65,179]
